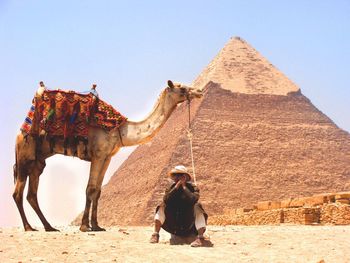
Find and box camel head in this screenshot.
[166,80,202,104]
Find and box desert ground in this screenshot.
[1,225,349,263]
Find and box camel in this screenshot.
[13,80,203,232]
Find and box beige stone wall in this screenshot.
[320,203,350,225]
[209,209,282,226]
[209,192,350,226]
[283,208,320,225]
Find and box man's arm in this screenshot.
[163,183,178,203]
[182,183,200,204]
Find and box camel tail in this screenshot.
[13,144,18,184]
[13,164,17,184]
[13,139,19,184]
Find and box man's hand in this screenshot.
[180,175,187,187]
[175,179,182,189]
[175,175,187,189]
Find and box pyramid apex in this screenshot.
[192,37,300,95]
[231,36,245,41]
[224,36,253,49]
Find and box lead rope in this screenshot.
[186,97,197,186]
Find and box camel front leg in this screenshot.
[80,156,106,232]
[90,157,111,231]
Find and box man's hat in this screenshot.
[168,165,192,181]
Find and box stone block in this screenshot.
[236,209,283,225]
[321,193,336,203]
[257,201,270,211]
[280,198,292,208]
[283,207,320,225]
[289,197,306,208]
[236,208,253,214]
[256,201,281,211]
[304,208,321,225]
[304,195,328,207]
[336,199,350,205]
[269,201,281,210]
[335,192,350,200]
[250,209,283,225]
[208,209,284,226]
[320,203,350,225]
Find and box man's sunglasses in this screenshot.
[173,173,186,177]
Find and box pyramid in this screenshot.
[193,37,300,95]
[84,37,350,226]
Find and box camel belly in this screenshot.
[36,136,91,161]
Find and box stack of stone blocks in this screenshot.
[209,192,350,225]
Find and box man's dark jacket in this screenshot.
[156,182,208,237]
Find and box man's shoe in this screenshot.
[150,233,159,243]
[190,237,205,247]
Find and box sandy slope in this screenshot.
[1,225,349,263]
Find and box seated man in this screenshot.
[150,165,208,247]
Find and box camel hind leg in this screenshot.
[13,160,36,231]
[26,159,59,231]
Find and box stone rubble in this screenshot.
[209,191,350,225]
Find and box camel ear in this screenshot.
[168,80,175,89]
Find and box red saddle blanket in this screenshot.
[21,89,127,139]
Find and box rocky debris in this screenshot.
[320,203,350,225]
[257,201,281,211]
[210,191,350,226]
[283,208,320,225]
[335,192,350,199]
[210,209,283,226]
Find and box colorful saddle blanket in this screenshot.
[21,89,127,140]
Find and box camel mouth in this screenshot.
[189,89,203,99]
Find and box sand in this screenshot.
[1,225,350,262]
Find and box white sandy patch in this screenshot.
[1,225,349,262]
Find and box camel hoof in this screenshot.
[25,226,38,232]
[80,225,91,232]
[91,226,106,231]
[45,226,60,232]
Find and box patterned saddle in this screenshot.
[21,89,127,142]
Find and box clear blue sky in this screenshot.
[1,0,349,227]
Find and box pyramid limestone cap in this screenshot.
[192,37,300,95]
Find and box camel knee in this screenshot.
[35,160,46,173]
[26,192,36,204]
[13,189,27,205]
[86,186,101,201]
[96,189,101,199]
[12,191,22,203]
[13,181,26,204]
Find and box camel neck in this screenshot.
[119,89,178,146]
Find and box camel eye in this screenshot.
[180,87,187,94]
